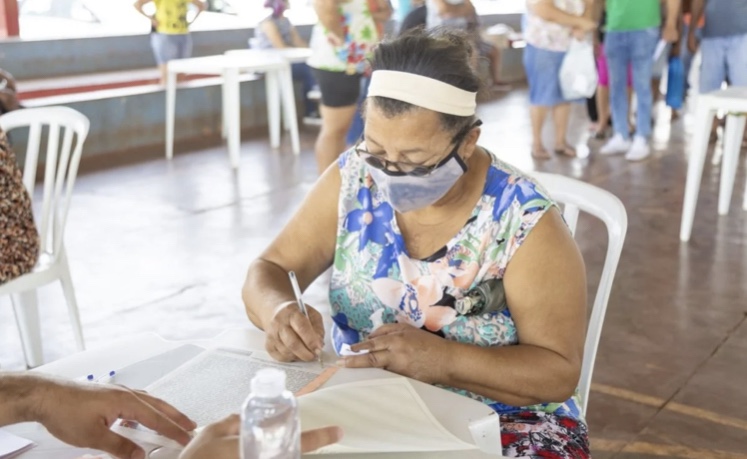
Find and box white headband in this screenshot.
[367,70,477,117]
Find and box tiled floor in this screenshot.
[2,88,746,458]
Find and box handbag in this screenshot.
[559,39,598,100]
[666,56,685,110]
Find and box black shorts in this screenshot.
[311,68,362,107]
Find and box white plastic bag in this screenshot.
[559,39,598,100]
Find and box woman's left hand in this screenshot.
[571,28,587,41]
[338,323,451,384]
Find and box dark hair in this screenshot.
[368,28,481,134]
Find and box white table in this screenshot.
[223,48,313,139]
[165,54,300,169]
[5,329,503,459]
[226,48,313,65]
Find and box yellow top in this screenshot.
[154,0,190,35]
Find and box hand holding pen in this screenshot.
[289,271,324,368]
[263,271,326,364]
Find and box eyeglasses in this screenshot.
[355,142,458,177]
[355,120,482,177]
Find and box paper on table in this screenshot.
[299,378,478,454]
[144,347,333,426]
[0,429,35,459]
[112,348,336,448]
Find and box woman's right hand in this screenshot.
[326,32,344,47]
[687,30,698,54]
[265,301,325,362]
[574,17,597,33]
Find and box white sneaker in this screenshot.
[600,133,632,155]
[625,136,651,161]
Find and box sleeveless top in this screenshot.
[254,16,294,50]
[153,0,190,35]
[307,0,379,74]
[328,148,584,421]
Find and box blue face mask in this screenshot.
[366,149,468,213]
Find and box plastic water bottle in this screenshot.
[241,369,301,459]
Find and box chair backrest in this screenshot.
[531,172,628,415]
[0,106,90,261]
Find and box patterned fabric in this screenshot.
[501,412,590,458]
[524,0,586,52]
[0,128,39,284]
[154,0,190,35]
[307,0,379,74]
[328,149,587,450]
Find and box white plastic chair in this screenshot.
[532,172,628,415]
[0,106,90,368]
[680,86,747,242]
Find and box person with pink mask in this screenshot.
[254,0,319,120]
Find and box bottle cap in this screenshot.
[251,368,286,397]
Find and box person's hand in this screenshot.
[687,30,698,54]
[662,24,679,43]
[571,28,587,41]
[670,39,681,57]
[326,32,344,47]
[179,415,344,459]
[338,323,451,384]
[179,415,237,459]
[302,425,344,452]
[574,17,597,33]
[150,16,158,28]
[265,301,325,362]
[35,378,195,459]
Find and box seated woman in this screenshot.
[243,29,590,458]
[1,127,39,284]
[253,0,317,119]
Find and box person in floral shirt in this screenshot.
[308,0,391,174]
[245,29,590,458]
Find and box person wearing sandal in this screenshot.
[523,0,596,159]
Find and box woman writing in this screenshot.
[244,29,590,458]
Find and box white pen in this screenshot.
[288,271,324,368]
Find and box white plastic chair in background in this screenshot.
[532,172,628,415]
[680,86,747,242]
[0,106,90,368]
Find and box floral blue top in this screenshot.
[328,149,584,421]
